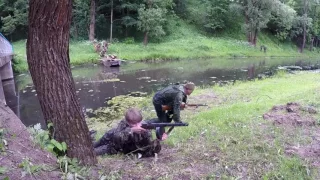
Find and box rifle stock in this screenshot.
[161,103,208,111]
[141,122,189,130]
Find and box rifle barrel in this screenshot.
[187,104,208,106]
[141,122,189,128]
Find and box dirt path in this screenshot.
[0,103,61,180]
[263,102,320,168]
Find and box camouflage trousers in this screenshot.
[93,130,118,156]
[93,131,161,157]
[152,102,174,123]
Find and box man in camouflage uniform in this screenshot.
[152,82,195,124]
[93,108,161,157]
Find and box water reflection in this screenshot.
[12,58,320,127]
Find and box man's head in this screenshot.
[183,82,195,95]
[125,108,143,127]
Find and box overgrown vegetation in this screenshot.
[86,94,149,122]
[0,128,7,153]
[18,157,48,178]
[28,123,68,157]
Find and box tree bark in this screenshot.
[125,8,129,37]
[300,0,307,53]
[89,0,96,41]
[110,0,113,42]
[310,36,314,51]
[245,11,251,43]
[301,23,306,53]
[27,0,97,165]
[253,28,258,47]
[143,32,148,46]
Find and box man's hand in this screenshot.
[180,103,186,110]
[161,133,168,141]
[131,126,147,134]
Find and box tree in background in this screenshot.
[186,0,232,33]
[27,0,97,165]
[232,0,274,46]
[0,0,28,40]
[120,0,139,37]
[71,0,90,40]
[286,0,319,52]
[137,0,172,45]
[267,1,296,43]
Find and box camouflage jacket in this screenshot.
[112,120,154,154]
[153,84,187,122]
[93,119,161,157]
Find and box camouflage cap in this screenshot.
[125,108,143,125]
[184,82,195,91]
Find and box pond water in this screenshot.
[9,57,320,127]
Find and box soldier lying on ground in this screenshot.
[92,108,162,157]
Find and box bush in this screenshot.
[123,37,135,44]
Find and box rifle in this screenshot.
[162,103,208,111]
[141,122,189,139]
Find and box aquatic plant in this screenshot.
[86,95,149,122]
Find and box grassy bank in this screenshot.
[11,21,320,73]
[88,71,320,179]
[12,40,99,73]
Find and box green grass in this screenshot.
[12,40,99,73]
[92,71,320,179]
[11,20,320,73]
[167,71,320,179]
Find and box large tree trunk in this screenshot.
[27,0,97,165]
[143,32,148,46]
[89,0,96,41]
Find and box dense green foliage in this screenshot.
[1,0,320,49]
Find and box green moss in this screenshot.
[86,94,149,123]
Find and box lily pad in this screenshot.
[137,77,151,80]
[105,79,120,82]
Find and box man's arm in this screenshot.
[113,121,147,143]
[172,92,183,122]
